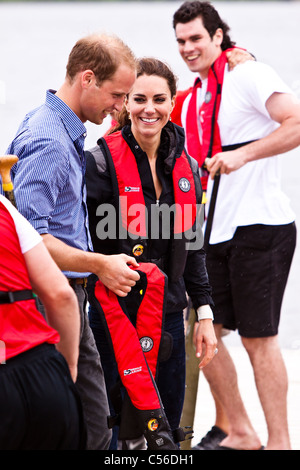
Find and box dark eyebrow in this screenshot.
[176,34,201,42]
[132,93,168,98]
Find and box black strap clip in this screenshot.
[173,426,194,443]
[0,289,35,304]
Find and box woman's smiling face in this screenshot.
[125,74,175,140]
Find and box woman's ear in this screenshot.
[169,97,176,118]
[124,97,131,118]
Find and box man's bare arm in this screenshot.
[207,92,300,179]
[24,241,80,381]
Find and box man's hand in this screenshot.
[226,48,254,71]
[205,149,247,180]
[41,234,141,297]
[206,92,300,181]
[96,253,140,297]
[193,319,218,369]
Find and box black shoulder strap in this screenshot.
[0,289,35,305]
[204,140,257,249]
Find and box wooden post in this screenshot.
[180,306,199,450]
[0,155,18,208]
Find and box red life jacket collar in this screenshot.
[185,50,231,169]
[104,132,197,237]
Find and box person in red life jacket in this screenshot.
[172,1,300,450]
[85,57,217,449]
[0,194,85,450]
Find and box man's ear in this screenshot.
[214,28,223,47]
[81,70,95,88]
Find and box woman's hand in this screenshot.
[193,319,218,369]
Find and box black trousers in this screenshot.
[0,343,86,450]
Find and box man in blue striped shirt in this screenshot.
[5,33,139,450]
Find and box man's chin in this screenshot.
[95,116,107,125]
[186,62,200,74]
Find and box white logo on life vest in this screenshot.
[156,438,165,446]
[140,336,154,352]
[124,366,142,376]
[205,91,212,103]
[125,186,140,192]
[178,177,191,193]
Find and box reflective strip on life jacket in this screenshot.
[103,132,197,236]
[94,262,167,411]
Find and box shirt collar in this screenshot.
[45,89,87,143]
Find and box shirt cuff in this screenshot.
[196,304,214,321]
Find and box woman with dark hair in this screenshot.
[85,57,217,449]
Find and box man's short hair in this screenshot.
[66,33,137,85]
[173,1,234,50]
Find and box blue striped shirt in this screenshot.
[6,89,93,278]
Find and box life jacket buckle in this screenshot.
[173,426,194,443]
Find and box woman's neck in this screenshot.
[132,129,161,161]
[131,128,162,199]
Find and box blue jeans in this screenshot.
[88,305,186,449]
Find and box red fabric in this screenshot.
[184,77,203,163]
[95,263,167,410]
[105,133,147,237]
[104,131,197,236]
[172,150,197,234]
[0,202,59,360]
[170,88,192,127]
[103,119,119,136]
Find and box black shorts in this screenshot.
[0,343,86,450]
[206,223,296,338]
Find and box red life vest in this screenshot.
[94,263,180,449]
[0,202,59,361]
[102,131,199,281]
[171,50,231,190]
[104,131,197,236]
[170,88,192,128]
[94,263,167,411]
